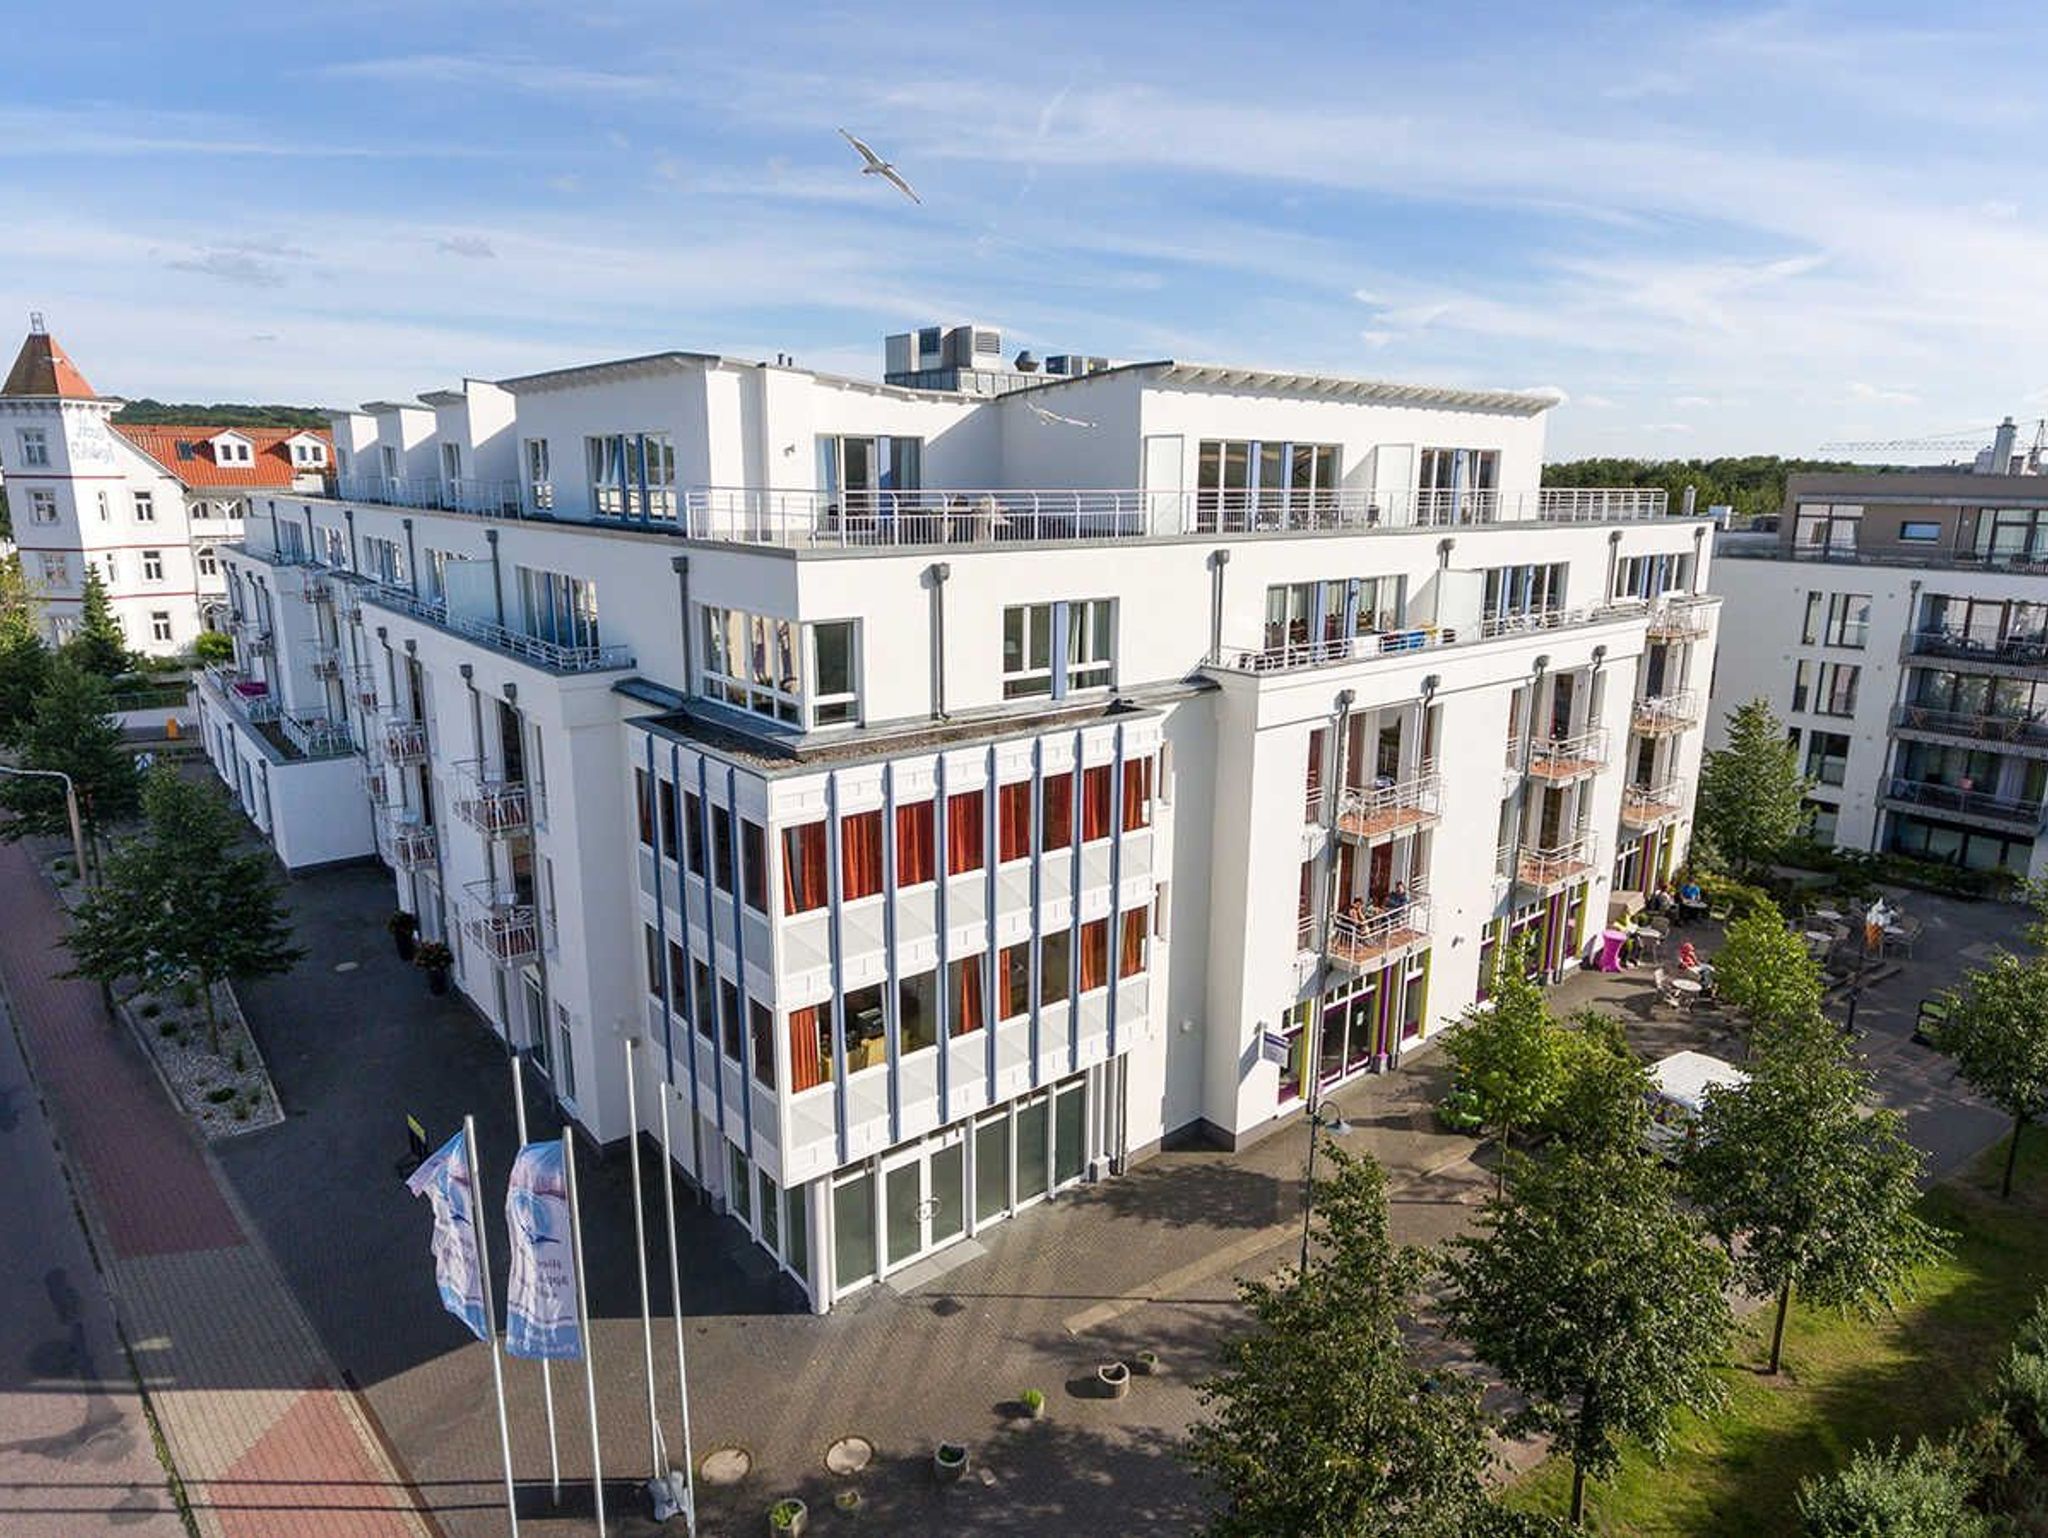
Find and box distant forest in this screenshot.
[113,399,330,430]
[1542,456,1884,523]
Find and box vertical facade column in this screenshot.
[726,764,756,1176]
[693,755,726,1193]
[669,745,706,1190]
[825,772,851,1165]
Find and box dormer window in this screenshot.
[212,432,254,466]
[287,435,328,467]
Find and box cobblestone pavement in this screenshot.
[0,841,433,1538]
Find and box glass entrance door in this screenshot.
[880,1128,968,1274]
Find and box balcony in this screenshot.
[1334,769,1442,843]
[384,718,429,764]
[1891,703,2048,755]
[1329,897,1432,974]
[302,571,335,607]
[1905,628,2048,672]
[350,665,381,714]
[386,818,438,871]
[453,760,531,838]
[1645,597,1715,642]
[278,712,352,760]
[358,584,634,675]
[1632,690,1701,736]
[1505,834,1598,893]
[1882,776,2048,834]
[1220,601,1648,677]
[231,617,273,658]
[1525,727,1610,782]
[1621,779,1689,830]
[460,881,539,965]
[308,643,343,682]
[204,663,281,726]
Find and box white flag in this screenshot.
[405,1130,490,1342]
[504,1140,582,1360]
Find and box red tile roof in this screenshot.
[112,424,335,490]
[2,330,97,399]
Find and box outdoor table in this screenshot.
[1599,927,1629,973]
[1812,907,1843,923]
[1669,977,1703,997]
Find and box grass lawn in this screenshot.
[1505,1128,2048,1535]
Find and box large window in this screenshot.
[1483,563,1568,619]
[946,790,984,874]
[1002,599,1114,699]
[1794,502,1861,556]
[1803,592,1872,648]
[586,432,675,519]
[363,535,405,587]
[1614,553,1694,601]
[782,821,828,914]
[1194,439,1341,528]
[1418,447,1500,522]
[16,428,49,467]
[840,810,883,901]
[701,607,860,729]
[1977,508,2048,566]
[27,489,57,525]
[1792,660,1860,717]
[133,491,155,522]
[514,566,599,651]
[1804,730,1850,787]
[817,435,922,517]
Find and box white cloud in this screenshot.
[435,235,497,259]
[1672,394,1713,408]
[1846,381,1920,405]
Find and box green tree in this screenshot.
[1441,1137,1733,1527]
[1541,1014,1654,1156]
[191,629,235,665]
[1443,939,1569,1192]
[0,553,49,744]
[63,566,132,679]
[65,771,302,1052]
[1686,1017,1946,1373]
[1712,900,1827,1048]
[1936,948,2048,1198]
[0,658,139,849]
[1185,1145,1496,1538]
[1697,698,1813,877]
[1796,1439,1989,1538]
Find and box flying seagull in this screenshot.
[838,128,921,204]
[1026,400,1095,429]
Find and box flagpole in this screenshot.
[657,1075,698,1533]
[622,1036,666,1487]
[464,1116,522,1538]
[510,1051,562,1504]
[562,1130,605,1532]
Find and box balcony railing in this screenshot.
[1621,779,1690,829]
[1645,597,1715,641]
[1504,834,1598,892]
[358,584,634,675]
[453,759,531,838]
[308,643,343,681]
[1220,601,1647,677]
[350,665,380,713]
[1526,727,1611,781]
[1883,776,2048,830]
[279,712,352,760]
[1632,690,1701,735]
[1329,897,1432,972]
[384,718,429,764]
[1891,703,2048,749]
[231,617,274,658]
[387,818,438,871]
[1335,769,1442,842]
[460,881,539,965]
[1906,628,2048,668]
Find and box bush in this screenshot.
[232,1047,246,1073]
[158,1021,179,1039]
[1796,1438,1989,1537]
[204,1085,235,1105]
[191,631,235,665]
[175,980,200,1008]
[139,1001,161,1019]
[1698,872,1777,919]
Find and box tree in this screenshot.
[1796,1439,1989,1538]
[1185,1145,1496,1538]
[63,566,133,680]
[0,553,49,744]
[191,629,235,665]
[1936,948,2048,1198]
[1542,1013,1655,1157]
[0,658,139,849]
[66,771,302,1053]
[1441,1136,1733,1527]
[1686,1016,1946,1373]
[1443,939,1570,1192]
[1697,698,1813,877]
[1712,900,1826,1048]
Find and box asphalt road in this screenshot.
[0,994,183,1536]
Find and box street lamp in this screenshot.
[0,764,89,886]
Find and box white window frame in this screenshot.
[95,490,110,520]
[38,554,66,585]
[28,488,58,524]
[197,546,218,578]
[133,490,156,522]
[150,610,172,642]
[1003,599,1115,700]
[17,428,50,467]
[699,605,860,730]
[142,549,165,583]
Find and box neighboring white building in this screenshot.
[0,318,332,655]
[195,332,1717,1310]
[1713,458,2048,880]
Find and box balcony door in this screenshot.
[880,1126,967,1274]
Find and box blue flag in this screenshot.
[504,1141,582,1360]
[405,1130,490,1342]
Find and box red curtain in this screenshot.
[1120,909,1146,978]
[1000,943,1029,1018]
[1042,772,1074,851]
[998,782,1033,863]
[1081,765,1112,842]
[782,822,827,914]
[788,1006,826,1092]
[1080,918,1109,992]
[1122,758,1153,832]
[952,954,984,1036]
[896,800,936,885]
[841,810,884,900]
[947,790,985,875]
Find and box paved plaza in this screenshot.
[0,841,2019,1537]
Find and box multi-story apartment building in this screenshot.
[1714,451,2048,880]
[193,332,1716,1310]
[0,318,332,652]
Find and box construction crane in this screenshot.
[1820,415,2046,470]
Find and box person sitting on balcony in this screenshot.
[1385,882,1410,911]
[1345,896,1374,936]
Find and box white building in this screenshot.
[0,319,331,654]
[194,333,1717,1310]
[1713,456,2048,880]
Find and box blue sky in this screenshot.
[5,0,2045,459]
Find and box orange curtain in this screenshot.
[782,822,827,914]
[947,790,984,875]
[952,954,984,1036]
[1122,758,1153,832]
[1000,943,1029,1018]
[1081,765,1112,842]
[1080,918,1109,992]
[840,810,883,900]
[896,800,935,885]
[998,782,1033,863]
[788,1006,826,1092]
[1042,772,1074,851]
[1120,909,1146,977]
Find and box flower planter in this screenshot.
[933,1442,969,1484]
[833,1488,863,1518]
[768,1497,808,1536]
[1098,1362,1130,1399]
[1133,1350,1160,1377]
[393,932,418,962]
[1020,1390,1046,1420]
[425,967,450,996]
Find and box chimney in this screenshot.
[1990,417,2019,475]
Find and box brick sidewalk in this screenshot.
[0,841,435,1538]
